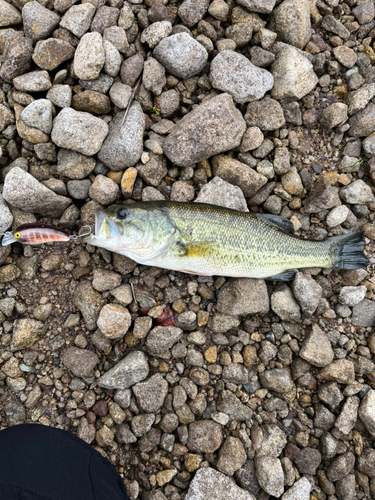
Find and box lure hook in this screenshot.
[70,225,92,240]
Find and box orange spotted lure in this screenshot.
[1,224,92,246]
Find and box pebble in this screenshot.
[292,272,322,315]
[340,179,375,204]
[32,39,75,71]
[133,374,169,413]
[13,70,51,92]
[320,103,348,129]
[217,278,269,316]
[185,467,254,500]
[141,21,172,48]
[281,477,311,500]
[217,390,253,421]
[358,388,375,437]
[187,420,223,453]
[73,32,105,81]
[299,324,334,367]
[60,3,96,38]
[10,318,47,352]
[349,103,375,137]
[73,281,105,331]
[195,176,248,212]
[20,99,53,135]
[22,1,60,44]
[259,368,294,394]
[352,299,375,327]
[269,0,311,49]
[98,350,149,389]
[97,304,131,339]
[318,359,355,384]
[339,286,367,307]
[56,148,96,180]
[255,456,284,497]
[178,0,210,27]
[245,98,285,130]
[47,85,72,108]
[61,347,99,378]
[217,437,247,476]
[0,36,33,84]
[271,284,301,323]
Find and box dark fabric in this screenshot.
[0,424,129,500]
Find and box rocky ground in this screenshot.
[1,0,375,499]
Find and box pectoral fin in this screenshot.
[176,241,218,258]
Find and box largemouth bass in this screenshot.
[85,201,369,281]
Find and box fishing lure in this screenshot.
[1,224,92,246]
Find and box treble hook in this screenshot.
[69,225,92,240]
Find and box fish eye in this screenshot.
[15,232,20,239]
[117,209,127,220]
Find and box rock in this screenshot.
[336,474,355,500]
[294,447,321,475]
[349,103,375,137]
[255,457,284,498]
[359,388,375,437]
[217,278,269,316]
[363,132,375,157]
[14,103,49,144]
[281,477,311,500]
[357,448,375,478]
[302,176,340,213]
[217,437,247,476]
[178,0,210,27]
[347,84,375,116]
[89,175,120,205]
[22,1,60,44]
[212,155,267,197]
[217,390,253,421]
[97,102,144,171]
[0,195,13,234]
[299,324,333,367]
[97,304,131,339]
[320,103,348,129]
[0,0,22,27]
[321,14,350,38]
[137,155,167,187]
[92,269,122,293]
[163,93,246,167]
[222,364,248,385]
[120,54,144,87]
[210,51,273,104]
[353,2,375,24]
[235,460,260,496]
[0,104,15,133]
[60,3,96,38]
[80,73,114,94]
[51,108,108,156]
[10,318,47,352]
[73,281,105,331]
[187,420,223,452]
[240,127,264,153]
[109,82,131,109]
[271,46,318,102]
[185,467,256,500]
[146,326,183,358]
[33,39,75,71]
[269,0,311,49]
[333,46,357,68]
[74,32,105,81]
[339,286,367,307]
[20,99,52,135]
[143,57,166,96]
[195,176,248,212]
[91,6,119,35]
[3,167,71,218]
[56,148,96,179]
[256,424,286,458]
[153,33,208,79]
[98,351,149,389]
[0,264,21,283]
[326,452,355,481]
[13,70,51,92]
[0,36,33,83]
[47,85,72,108]
[133,374,169,413]
[260,368,294,395]
[103,26,128,53]
[61,347,99,378]
[352,299,375,327]
[236,0,275,14]
[154,89,180,118]
[72,90,111,115]
[335,395,360,436]
[340,179,374,204]
[244,98,285,131]
[141,20,172,48]
[292,273,322,316]
[326,205,349,227]
[103,40,121,77]
[318,359,355,384]
[271,284,301,323]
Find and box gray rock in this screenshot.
[347,83,375,116]
[333,46,357,69]
[318,359,355,384]
[269,0,311,49]
[120,54,144,87]
[294,447,321,475]
[163,93,246,167]
[249,46,275,68]
[131,414,155,437]
[20,99,52,134]
[92,269,121,292]
[5,399,25,427]
[60,3,96,38]
[178,0,210,27]
[67,179,91,199]
[363,132,375,157]
[240,127,264,152]
[56,148,96,179]
[22,1,60,44]
[256,424,286,458]
[142,57,166,96]
[222,364,249,385]
[255,457,284,498]
[3,167,71,218]
[210,50,273,104]
[299,324,334,367]
[195,176,248,212]
[281,477,311,500]
[185,467,255,500]
[326,205,349,227]
[245,98,285,131]
[292,273,322,316]
[109,82,131,109]
[103,26,129,53]
[97,102,144,170]
[32,38,75,71]
[91,6,120,35]
[339,286,367,307]
[146,326,183,358]
[271,46,318,102]
[334,395,360,436]
[336,474,356,500]
[187,420,223,452]
[51,108,109,156]
[97,303,131,339]
[352,299,375,326]
[154,89,180,118]
[217,390,253,421]
[98,351,149,389]
[0,195,13,234]
[321,14,350,39]
[259,368,294,394]
[137,155,167,187]
[103,40,122,77]
[73,281,105,331]
[10,318,47,352]
[236,0,275,13]
[302,176,340,213]
[13,70,51,92]
[235,460,260,496]
[89,175,120,205]
[133,374,169,413]
[74,32,105,81]
[359,388,375,437]
[0,36,33,83]
[320,103,348,129]
[340,179,375,204]
[357,449,375,478]
[217,278,269,316]
[0,0,22,27]
[326,452,355,482]
[271,284,301,323]
[217,437,247,476]
[141,20,172,48]
[349,103,375,137]
[153,33,208,79]
[47,85,72,108]
[61,347,99,378]
[80,73,114,94]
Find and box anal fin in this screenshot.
[266,269,298,281]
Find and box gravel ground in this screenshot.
[1,0,375,499]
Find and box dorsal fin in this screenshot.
[255,213,295,234]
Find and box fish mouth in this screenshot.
[93,210,119,240]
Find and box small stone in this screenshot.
[210,50,273,104]
[321,14,350,39]
[73,281,106,331]
[269,0,310,49]
[109,82,131,109]
[326,205,349,227]
[0,0,22,27]
[74,32,105,81]
[0,36,33,84]
[21,99,53,135]
[187,420,223,453]
[333,46,357,68]
[299,324,334,367]
[256,424,286,458]
[97,304,131,339]
[335,395,360,436]
[340,179,374,204]
[318,359,355,384]
[339,286,367,307]
[10,318,47,352]
[153,33,208,79]
[56,149,96,180]
[103,26,128,53]
[217,437,247,476]
[260,368,294,394]
[72,90,111,115]
[302,176,340,213]
[103,40,122,77]
[60,4,96,38]
[22,1,60,44]
[13,70,51,92]
[133,374,168,412]
[326,452,355,482]
[320,103,348,129]
[281,477,311,500]
[120,54,144,87]
[61,347,99,378]
[240,127,264,152]
[32,39,75,71]
[294,447,322,475]
[98,350,149,389]
[357,449,375,478]
[349,103,375,137]
[47,85,72,108]
[292,273,322,316]
[80,73,114,94]
[358,388,375,437]
[92,269,122,292]
[208,0,229,21]
[89,175,120,205]
[255,456,284,498]
[141,20,172,48]
[96,425,114,447]
[271,284,301,323]
[178,0,210,27]
[146,326,183,358]
[352,299,375,327]
[91,6,120,35]
[195,176,248,212]
[217,278,269,316]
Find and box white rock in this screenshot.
[359,388,375,437]
[282,477,311,500]
[339,286,367,307]
[326,205,349,227]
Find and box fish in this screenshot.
[1,224,70,246]
[84,201,369,281]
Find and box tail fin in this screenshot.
[1,233,16,246]
[329,232,369,270]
